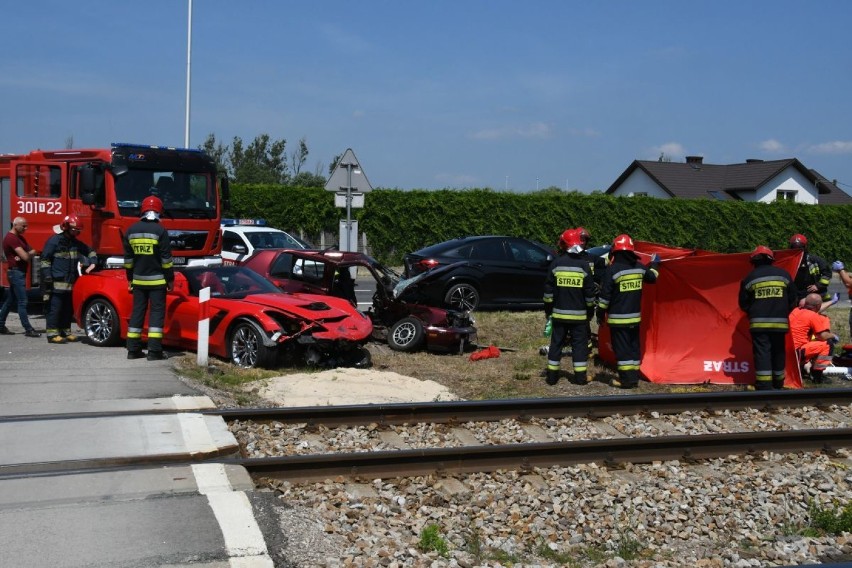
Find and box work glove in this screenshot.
[648,253,661,269]
[832,260,845,272]
[543,316,552,338]
[595,307,606,325]
[831,292,840,305]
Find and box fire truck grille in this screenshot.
[168,230,210,252]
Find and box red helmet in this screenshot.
[141,195,164,215]
[60,214,82,233]
[789,233,807,249]
[750,245,775,262]
[576,226,591,245]
[558,228,583,251]
[612,234,634,252]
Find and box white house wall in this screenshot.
[755,166,818,204]
[609,169,670,198]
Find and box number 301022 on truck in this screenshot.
[0,142,229,294]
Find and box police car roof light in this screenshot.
[220,218,268,227]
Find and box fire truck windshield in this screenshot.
[115,168,216,219]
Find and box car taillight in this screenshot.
[417,259,440,272]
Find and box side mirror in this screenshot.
[171,278,190,297]
[232,244,248,255]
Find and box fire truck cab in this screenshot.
[0,143,228,293]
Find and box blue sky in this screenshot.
[3,1,851,194]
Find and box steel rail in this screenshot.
[2,389,850,424]
[233,427,852,483]
[213,388,852,428]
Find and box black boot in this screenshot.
[147,351,165,361]
[545,369,560,386]
[127,350,145,360]
[570,372,589,385]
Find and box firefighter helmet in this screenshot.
[750,245,775,262]
[558,228,583,252]
[612,234,634,252]
[789,233,808,249]
[141,195,164,215]
[60,214,82,233]
[577,226,591,245]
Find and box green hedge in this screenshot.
[228,185,852,266]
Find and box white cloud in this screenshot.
[759,139,786,153]
[648,142,685,160]
[806,141,852,155]
[469,122,553,141]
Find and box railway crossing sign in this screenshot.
[326,148,372,251]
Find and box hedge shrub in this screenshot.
[227,185,852,266]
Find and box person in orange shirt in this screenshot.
[789,293,838,383]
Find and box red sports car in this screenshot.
[242,249,477,354]
[72,266,373,369]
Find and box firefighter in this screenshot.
[577,226,606,349]
[542,229,596,386]
[597,234,659,389]
[832,260,852,337]
[789,233,832,305]
[124,196,174,361]
[738,245,797,390]
[41,215,97,344]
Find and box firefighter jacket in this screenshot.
[598,256,658,327]
[739,264,796,332]
[123,219,174,288]
[793,252,831,301]
[578,249,607,294]
[40,233,97,292]
[543,253,595,322]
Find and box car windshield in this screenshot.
[181,266,281,298]
[247,231,307,250]
[115,169,217,219]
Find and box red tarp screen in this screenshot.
[597,243,803,388]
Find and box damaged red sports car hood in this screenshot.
[237,292,373,341]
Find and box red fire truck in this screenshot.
[0,142,228,292]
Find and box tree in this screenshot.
[328,153,342,175]
[290,137,309,177]
[230,134,288,184]
[200,133,230,177]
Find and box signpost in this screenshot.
[325,148,372,252]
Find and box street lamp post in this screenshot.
[184,0,193,148]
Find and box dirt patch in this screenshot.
[256,367,459,406]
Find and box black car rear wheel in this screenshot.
[444,283,480,311]
[388,317,425,352]
[229,319,275,368]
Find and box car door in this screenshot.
[467,238,517,305]
[506,238,552,305]
[266,252,330,295]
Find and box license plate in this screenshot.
[172,257,187,265]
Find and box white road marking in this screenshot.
[207,492,272,564]
[192,464,275,567]
[171,395,215,410]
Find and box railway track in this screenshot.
[3,389,852,483]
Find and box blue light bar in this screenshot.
[112,142,205,154]
[221,218,268,227]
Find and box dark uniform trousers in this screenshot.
[127,287,166,354]
[547,320,589,384]
[752,331,786,390]
[610,325,641,387]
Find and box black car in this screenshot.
[403,236,555,311]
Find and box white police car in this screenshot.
[220,219,313,265]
